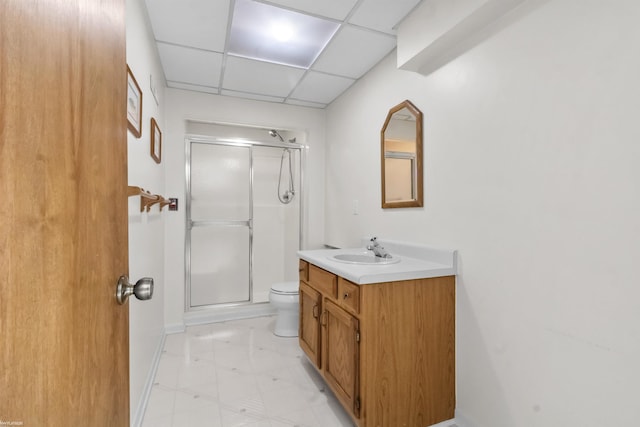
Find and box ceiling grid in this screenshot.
[145,0,423,108]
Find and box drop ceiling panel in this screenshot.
[223,56,306,97]
[144,0,230,51]
[312,26,396,79]
[289,71,355,104]
[266,0,359,20]
[157,43,223,88]
[349,0,422,34]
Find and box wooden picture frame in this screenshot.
[150,117,161,164]
[126,65,142,138]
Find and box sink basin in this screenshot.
[330,253,400,265]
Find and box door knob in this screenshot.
[116,275,154,305]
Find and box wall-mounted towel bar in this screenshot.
[127,186,171,212]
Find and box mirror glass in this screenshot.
[381,100,423,208]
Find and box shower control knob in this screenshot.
[115,275,154,305]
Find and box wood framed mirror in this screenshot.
[381,100,423,208]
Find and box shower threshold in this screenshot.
[183,301,277,326]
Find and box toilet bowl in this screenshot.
[269,281,299,337]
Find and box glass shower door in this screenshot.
[188,142,252,308]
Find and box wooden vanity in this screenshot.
[298,256,456,427]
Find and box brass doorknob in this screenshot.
[116,275,154,305]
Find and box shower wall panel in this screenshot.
[253,147,293,302]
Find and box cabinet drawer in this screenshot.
[308,264,337,298]
[338,277,360,315]
[299,259,309,282]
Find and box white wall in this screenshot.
[126,0,167,424]
[325,1,640,426]
[163,89,326,328]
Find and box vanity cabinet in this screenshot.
[298,259,455,427]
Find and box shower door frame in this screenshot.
[185,135,305,312]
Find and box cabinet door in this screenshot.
[322,299,360,419]
[299,281,322,368]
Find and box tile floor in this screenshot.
[142,315,355,427]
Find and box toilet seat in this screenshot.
[270,281,299,295]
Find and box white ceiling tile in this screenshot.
[144,0,230,51]
[312,26,396,78]
[157,43,223,87]
[223,56,306,97]
[349,0,422,34]
[289,71,355,104]
[266,0,359,20]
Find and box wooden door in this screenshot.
[299,282,322,367]
[0,0,129,425]
[322,299,360,419]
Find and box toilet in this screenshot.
[269,281,299,337]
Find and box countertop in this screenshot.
[298,241,456,285]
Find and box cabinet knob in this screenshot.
[343,292,350,300]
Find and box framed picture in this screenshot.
[150,117,161,164]
[127,65,142,138]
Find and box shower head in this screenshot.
[269,129,284,142]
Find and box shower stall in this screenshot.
[185,135,303,312]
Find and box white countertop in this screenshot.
[298,239,457,285]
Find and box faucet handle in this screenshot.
[368,237,379,251]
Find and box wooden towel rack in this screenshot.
[127,186,171,212]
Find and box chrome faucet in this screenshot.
[367,237,391,258]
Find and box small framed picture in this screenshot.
[127,65,142,138]
[150,117,162,164]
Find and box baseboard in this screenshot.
[131,331,166,427]
[183,302,277,326]
[453,409,480,427]
[164,323,186,335]
[426,409,479,427]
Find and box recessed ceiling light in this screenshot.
[228,0,340,69]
